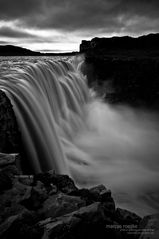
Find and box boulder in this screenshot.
[69,184,115,212]
[0,153,18,167]
[21,181,48,210]
[40,202,132,239]
[0,209,43,239]
[34,171,78,194]
[0,164,20,193]
[40,202,112,239]
[115,208,142,225]
[0,180,31,224]
[16,175,34,186]
[39,192,86,219]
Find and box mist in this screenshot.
[70,97,159,216]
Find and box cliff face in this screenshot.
[80,33,159,53]
[0,90,21,153]
[80,34,159,109]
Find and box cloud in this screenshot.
[0,26,37,38]
[0,0,42,19]
[0,0,159,37]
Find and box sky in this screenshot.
[0,0,159,52]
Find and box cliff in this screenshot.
[80,34,159,109]
[80,33,159,55]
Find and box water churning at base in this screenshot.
[0,57,159,216]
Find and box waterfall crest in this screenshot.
[0,59,89,174]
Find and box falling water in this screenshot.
[0,57,159,216]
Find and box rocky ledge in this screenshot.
[0,155,158,239]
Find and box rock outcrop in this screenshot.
[0,90,21,153]
[80,34,159,109]
[0,157,158,239]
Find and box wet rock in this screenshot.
[0,164,20,193]
[139,214,159,239]
[40,202,128,239]
[115,208,142,225]
[16,175,34,186]
[34,171,78,194]
[39,192,86,219]
[0,171,12,192]
[0,90,21,153]
[40,202,108,239]
[69,184,115,213]
[0,180,31,224]
[69,188,97,205]
[0,153,17,167]
[21,181,48,210]
[0,209,43,239]
[1,165,20,178]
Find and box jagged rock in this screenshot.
[21,181,48,210]
[40,202,125,239]
[16,175,34,186]
[39,192,86,219]
[139,214,159,239]
[0,90,21,153]
[69,184,115,213]
[69,188,98,205]
[1,165,20,178]
[0,171,12,192]
[0,153,17,167]
[34,171,78,194]
[0,209,43,239]
[0,180,31,224]
[0,164,20,192]
[115,208,142,225]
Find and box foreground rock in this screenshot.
[0,159,158,239]
[139,214,159,239]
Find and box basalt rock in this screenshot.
[0,90,21,153]
[0,165,156,239]
[34,171,78,194]
[0,209,43,239]
[38,193,86,219]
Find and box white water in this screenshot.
[0,57,159,216]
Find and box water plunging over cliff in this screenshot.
[0,57,159,216]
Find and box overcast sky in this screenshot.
[0,0,159,52]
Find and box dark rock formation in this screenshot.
[0,90,21,153]
[80,34,159,109]
[139,214,159,239]
[80,33,159,54]
[0,156,158,239]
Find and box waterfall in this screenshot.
[0,57,159,216]
[0,59,89,174]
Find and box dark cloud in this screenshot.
[0,0,159,35]
[0,40,10,44]
[0,0,42,19]
[0,26,37,38]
